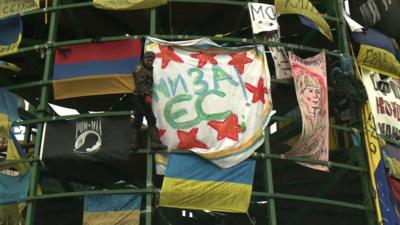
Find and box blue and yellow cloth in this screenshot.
[160,153,256,213]
[0,170,30,205]
[0,89,27,172]
[0,16,22,57]
[83,194,141,225]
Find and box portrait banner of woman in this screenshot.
[285,51,329,172]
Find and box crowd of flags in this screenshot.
[0,0,399,225]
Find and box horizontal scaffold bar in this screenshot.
[13,34,343,57]
[19,0,339,22]
[26,187,368,211]
[11,112,358,134]
[253,191,371,211]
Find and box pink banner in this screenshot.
[285,51,329,172]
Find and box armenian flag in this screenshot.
[53,39,141,100]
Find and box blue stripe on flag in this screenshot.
[53,57,139,80]
[352,28,396,56]
[84,194,141,212]
[299,16,318,30]
[10,132,25,158]
[0,16,22,45]
[165,154,255,184]
[0,169,30,204]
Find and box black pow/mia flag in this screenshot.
[40,116,146,184]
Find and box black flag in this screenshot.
[40,116,146,184]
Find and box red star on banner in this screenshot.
[156,45,184,69]
[228,52,253,75]
[245,77,266,103]
[207,114,241,141]
[190,53,218,68]
[158,128,166,138]
[177,128,208,149]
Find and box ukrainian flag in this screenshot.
[83,194,141,225]
[160,153,256,213]
[0,16,22,57]
[0,89,27,172]
[275,0,332,41]
[53,39,141,100]
[0,169,31,205]
[354,28,400,78]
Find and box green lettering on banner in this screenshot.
[164,94,201,129]
[275,0,332,40]
[188,68,208,95]
[357,44,400,79]
[212,65,239,90]
[164,90,231,129]
[0,0,39,19]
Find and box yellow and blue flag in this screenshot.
[0,0,39,19]
[0,88,19,122]
[0,16,22,57]
[83,194,141,225]
[0,169,31,205]
[53,39,141,100]
[383,144,400,179]
[0,89,27,172]
[160,153,256,213]
[275,0,332,41]
[354,28,400,78]
[92,0,167,10]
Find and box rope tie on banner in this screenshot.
[45,0,48,24]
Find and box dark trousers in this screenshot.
[131,95,157,129]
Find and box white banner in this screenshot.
[248,2,279,34]
[362,68,400,142]
[267,31,292,79]
[145,37,273,168]
[285,51,329,172]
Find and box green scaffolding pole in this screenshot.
[264,128,277,225]
[24,0,59,224]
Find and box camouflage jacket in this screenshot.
[132,64,153,96]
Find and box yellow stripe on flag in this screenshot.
[0,0,39,19]
[53,74,134,100]
[357,44,400,79]
[0,34,21,57]
[355,61,383,224]
[160,177,252,213]
[387,157,400,179]
[83,210,140,225]
[92,0,167,10]
[0,114,28,172]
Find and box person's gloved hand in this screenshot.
[145,95,152,105]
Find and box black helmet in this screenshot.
[143,51,155,59]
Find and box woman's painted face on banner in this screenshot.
[300,75,321,119]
